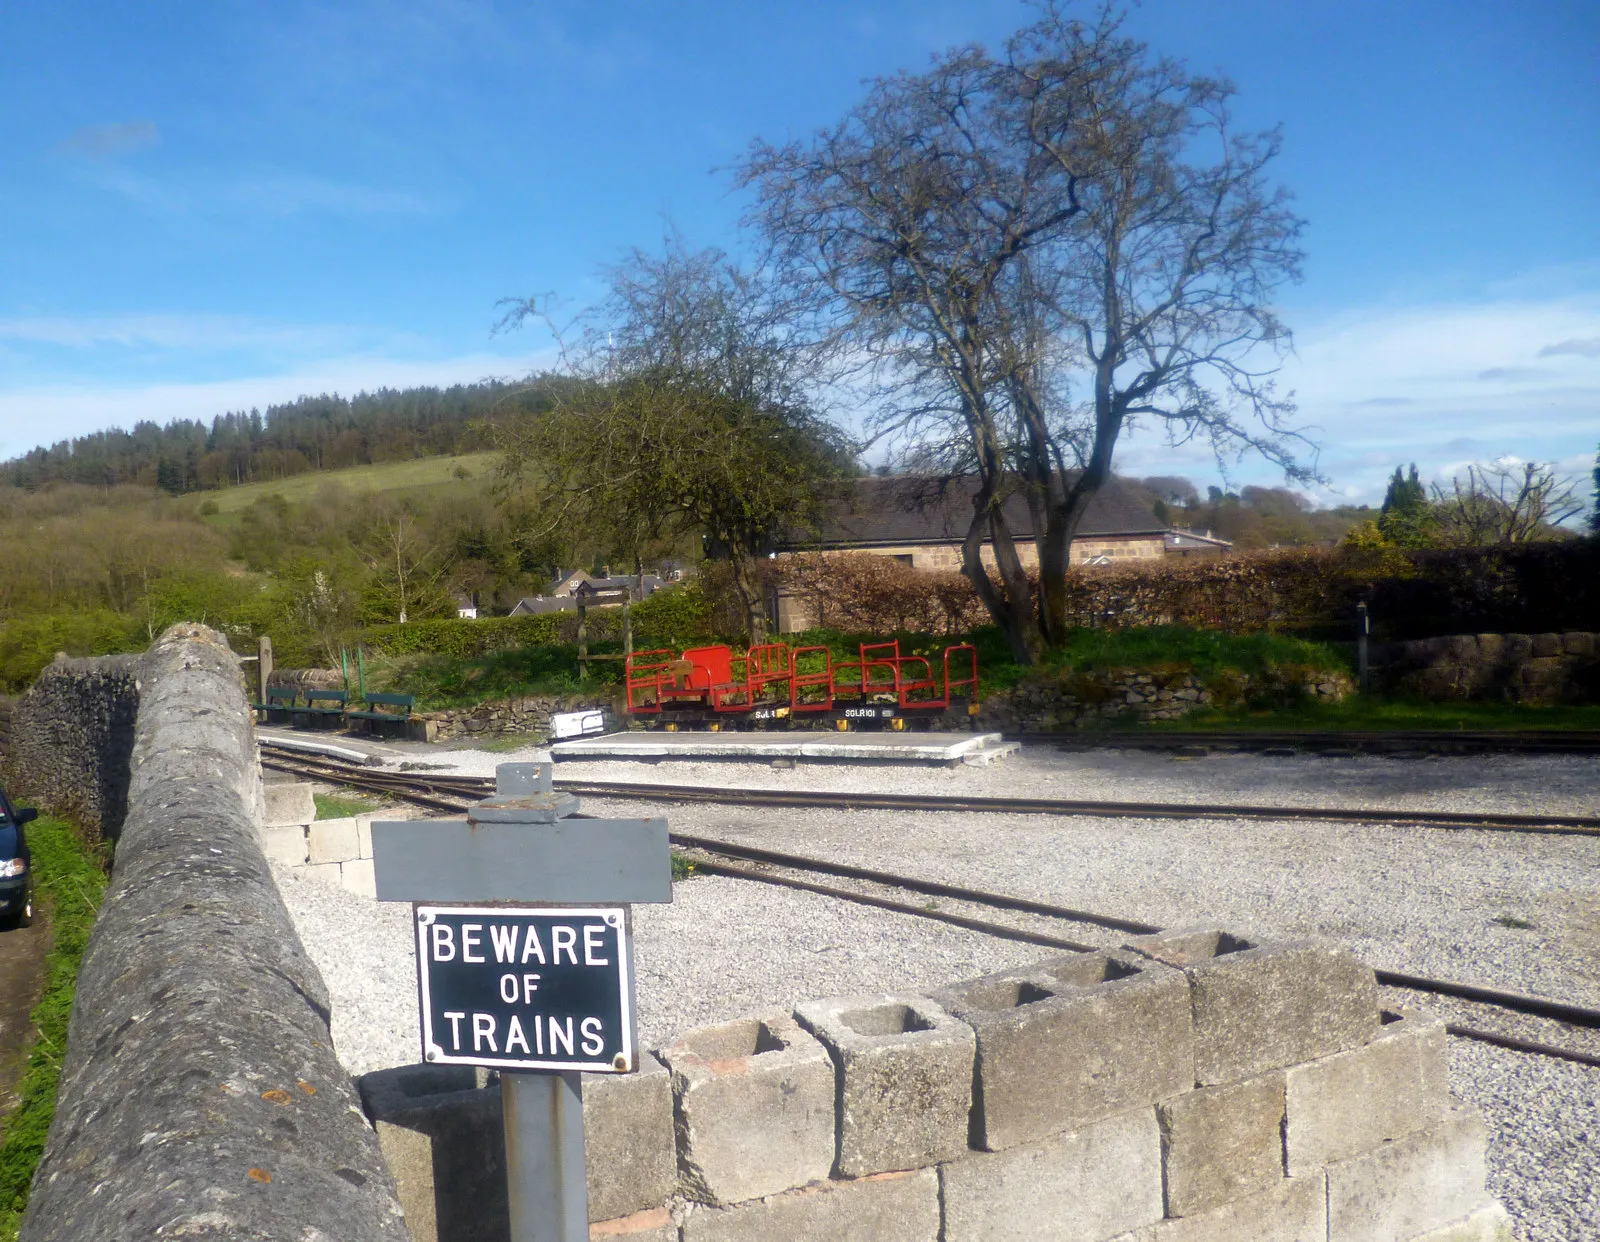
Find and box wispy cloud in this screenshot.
[0,313,357,354]
[1116,293,1600,505]
[55,120,160,160]
[1539,336,1600,359]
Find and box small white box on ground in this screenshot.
[552,709,607,740]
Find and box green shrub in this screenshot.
[0,612,144,693]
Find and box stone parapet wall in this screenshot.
[412,693,615,742]
[20,625,408,1242]
[365,926,1510,1242]
[5,653,140,843]
[1374,630,1599,705]
[977,666,1351,733]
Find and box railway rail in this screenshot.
[259,743,1600,1071]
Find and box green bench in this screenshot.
[297,689,349,729]
[347,692,414,736]
[252,686,300,724]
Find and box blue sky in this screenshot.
[1,0,1596,505]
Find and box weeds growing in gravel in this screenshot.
[313,791,376,819]
[0,816,108,1241]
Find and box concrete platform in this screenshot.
[548,730,1019,766]
[257,727,400,766]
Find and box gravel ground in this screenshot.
[279,744,1600,1241]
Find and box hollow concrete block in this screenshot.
[658,1010,834,1205]
[1324,1106,1489,1242]
[264,780,317,827]
[358,1064,507,1242]
[582,1053,678,1222]
[792,993,973,1176]
[1284,1007,1449,1175]
[309,816,361,865]
[1157,1072,1286,1217]
[341,858,377,899]
[1408,1202,1516,1241]
[1123,927,1378,1085]
[938,1106,1164,1242]
[261,823,309,867]
[930,951,1191,1151]
[303,861,343,887]
[680,1168,939,1242]
[1106,1172,1326,1242]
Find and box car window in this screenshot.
[0,824,17,861]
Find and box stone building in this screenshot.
[774,475,1229,570]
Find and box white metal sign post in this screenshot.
[373,760,671,1241]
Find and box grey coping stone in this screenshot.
[1284,1007,1450,1176]
[680,1168,939,1242]
[792,992,974,1177]
[658,1010,835,1206]
[938,1106,1165,1242]
[582,1052,679,1221]
[261,822,309,866]
[930,950,1192,1150]
[1122,926,1380,1085]
[1157,1072,1287,1217]
[20,624,408,1242]
[1323,1105,1491,1242]
[1106,1172,1327,1242]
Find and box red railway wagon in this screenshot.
[624,639,979,729]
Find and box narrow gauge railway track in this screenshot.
[259,746,1600,836]
[259,746,1600,1070]
[1031,728,1600,757]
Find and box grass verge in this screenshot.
[313,791,379,820]
[1147,696,1600,733]
[0,818,108,1241]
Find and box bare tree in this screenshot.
[1430,460,1584,547]
[740,3,1310,661]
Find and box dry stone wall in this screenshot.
[1373,630,1599,705]
[20,625,409,1242]
[362,926,1510,1242]
[4,653,140,843]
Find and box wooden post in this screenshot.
[257,636,273,705]
[622,596,633,660]
[577,601,589,680]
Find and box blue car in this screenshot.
[0,789,37,929]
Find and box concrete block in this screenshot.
[309,815,362,864]
[263,780,316,827]
[1123,928,1378,1085]
[341,857,377,899]
[582,1053,678,1222]
[680,1168,938,1242]
[792,993,973,1176]
[1532,632,1562,657]
[1562,631,1596,656]
[659,1011,834,1205]
[358,815,374,858]
[359,1064,508,1242]
[938,1106,1164,1242]
[261,823,309,866]
[1284,1007,1449,1175]
[590,1207,676,1240]
[1325,1106,1489,1242]
[1408,1202,1516,1241]
[930,951,1191,1150]
[1474,634,1504,660]
[1158,1073,1286,1217]
[304,861,344,887]
[1107,1172,1326,1242]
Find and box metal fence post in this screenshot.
[1357,602,1370,695]
[502,1071,589,1242]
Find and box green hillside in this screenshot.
[202,452,498,515]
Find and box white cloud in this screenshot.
[0,313,358,353]
[1116,294,1600,506]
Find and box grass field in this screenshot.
[200,452,498,515]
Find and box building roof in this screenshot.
[777,475,1169,551]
